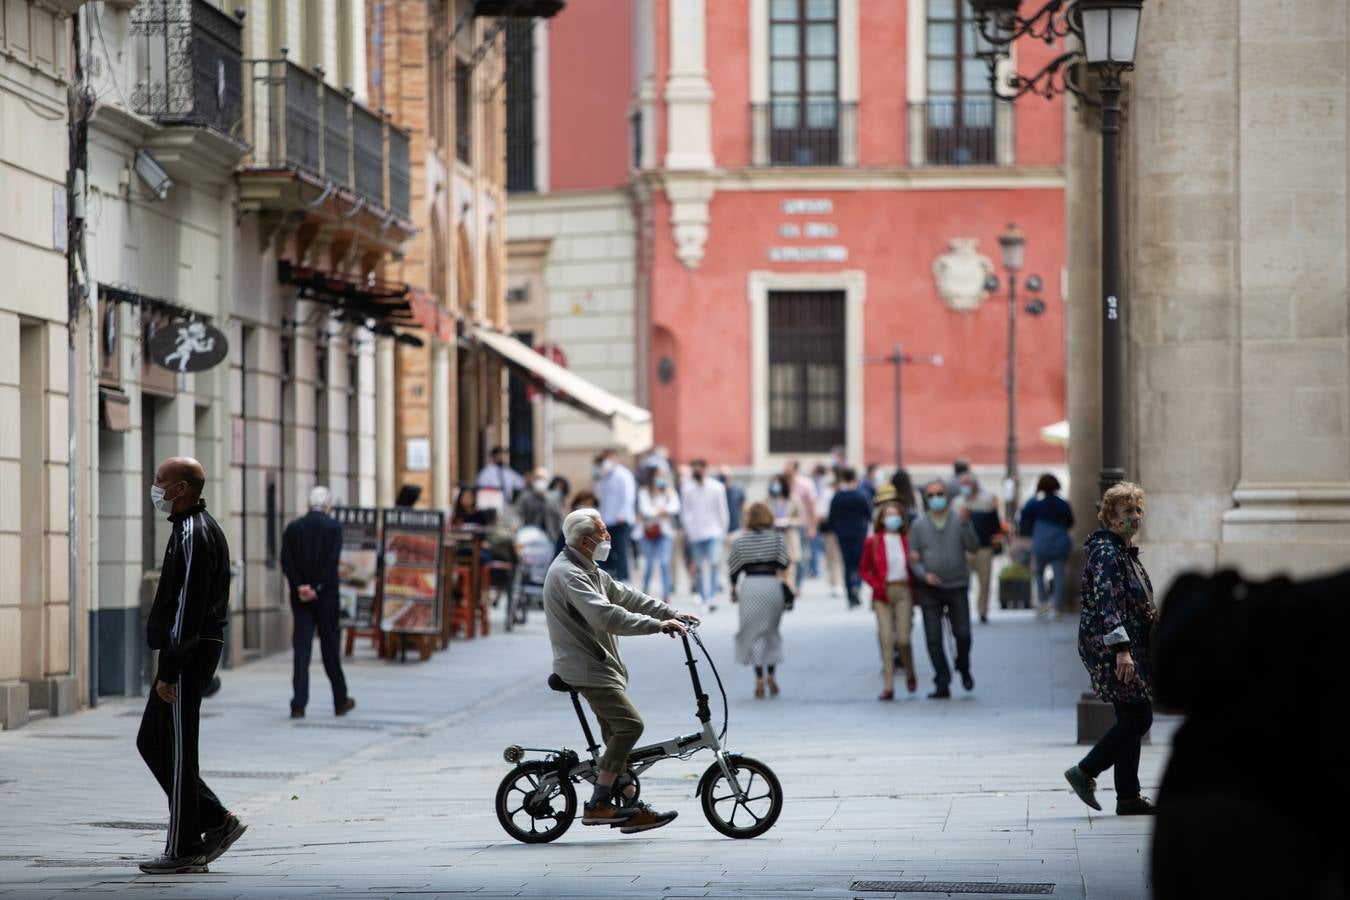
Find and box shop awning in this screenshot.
[1041,420,1070,447]
[278,262,416,329]
[467,324,653,454]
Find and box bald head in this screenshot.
[154,456,206,513]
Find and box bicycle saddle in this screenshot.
[547,673,575,693]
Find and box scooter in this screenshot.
[495,621,783,843]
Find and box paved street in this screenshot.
[0,577,1173,899]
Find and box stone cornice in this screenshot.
[712,165,1066,192]
[143,127,248,188]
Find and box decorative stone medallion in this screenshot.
[932,238,995,313]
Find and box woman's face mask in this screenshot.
[655,477,668,490]
[1119,508,1144,537]
[769,482,783,497]
[884,514,903,531]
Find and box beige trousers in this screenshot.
[967,546,994,618]
[824,532,843,589]
[875,582,915,692]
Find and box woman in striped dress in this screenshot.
[729,502,793,699]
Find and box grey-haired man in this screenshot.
[543,508,700,833]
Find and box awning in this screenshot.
[1041,420,1070,447]
[468,324,653,454]
[278,262,415,329]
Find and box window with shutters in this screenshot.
[504,19,536,191]
[768,291,846,453]
[924,0,995,165]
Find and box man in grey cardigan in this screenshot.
[543,508,700,833]
[909,480,980,698]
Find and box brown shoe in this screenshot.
[618,802,678,834]
[906,673,918,693]
[753,678,766,699]
[335,697,356,716]
[290,706,304,719]
[767,676,779,697]
[582,800,636,825]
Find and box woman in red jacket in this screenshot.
[860,500,918,698]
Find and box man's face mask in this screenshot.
[150,480,182,514]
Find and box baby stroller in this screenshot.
[506,525,554,631]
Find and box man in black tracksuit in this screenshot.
[136,456,245,874]
[281,486,354,718]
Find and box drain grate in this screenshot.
[26,733,117,740]
[84,822,165,830]
[202,770,299,780]
[31,858,139,868]
[294,721,390,731]
[852,882,1055,895]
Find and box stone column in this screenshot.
[1218,0,1350,576]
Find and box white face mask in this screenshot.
[592,539,612,562]
[150,484,171,513]
[532,479,549,493]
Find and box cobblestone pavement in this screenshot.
[0,576,1173,899]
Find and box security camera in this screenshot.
[134,150,173,201]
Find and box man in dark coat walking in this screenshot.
[827,467,873,609]
[137,456,245,874]
[281,486,355,719]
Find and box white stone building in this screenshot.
[1066,0,1350,591]
[0,0,81,730]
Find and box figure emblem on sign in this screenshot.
[932,238,996,313]
[163,321,217,372]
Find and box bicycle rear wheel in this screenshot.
[495,762,576,844]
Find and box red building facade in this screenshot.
[511,0,1069,475]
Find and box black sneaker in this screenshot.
[582,799,636,825]
[1116,795,1157,816]
[1064,765,1103,811]
[203,813,247,863]
[961,671,975,691]
[138,853,208,875]
[618,802,678,834]
[928,687,951,699]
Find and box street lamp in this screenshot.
[971,0,1145,496]
[862,344,944,470]
[988,224,1044,523]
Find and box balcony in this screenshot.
[130,0,244,137]
[908,98,1014,167]
[238,56,413,255]
[751,100,857,167]
[242,59,411,222]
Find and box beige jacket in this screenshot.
[543,546,677,690]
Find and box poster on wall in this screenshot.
[379,508,444,635]
[333,507,380,628]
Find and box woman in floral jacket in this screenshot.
[1064,481,1158,816]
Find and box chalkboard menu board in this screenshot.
[380,508,445,634]
[333,507,380,628]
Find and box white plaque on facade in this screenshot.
[932,238,995,312]
[769,246,849,263]
[406,438,431,472]
[781,199,833,215]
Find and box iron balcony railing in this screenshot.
[751,100,858,167]
[909,98,1000,166]
[130,0,244,137]
[243,55,412,221]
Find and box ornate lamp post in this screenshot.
[971,0,1145,497]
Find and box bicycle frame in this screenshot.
[511,626,748,804]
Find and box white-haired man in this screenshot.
[281,486,355,719]
[543,508,700,833]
